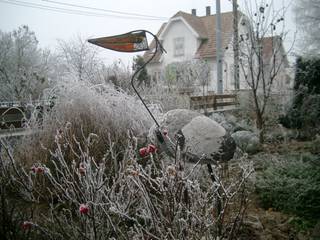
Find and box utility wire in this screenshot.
[0,0,168,21]
[42,0,168,20]
[0,0,113,18]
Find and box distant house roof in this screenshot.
[262,36,289,67]
[143,11,236,63]
[196,12,234,58]
[143,10,288,67]
[171,11,209,39]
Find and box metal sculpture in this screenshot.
[88,30,166,128]
[88,30,236,163]
[89,32,235,234]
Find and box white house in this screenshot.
[143,7,293,95]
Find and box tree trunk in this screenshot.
[255,110,264,143]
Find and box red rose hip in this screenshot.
[22,221,33,230]
[139,147,149,157]
[147,144,157,153]
[79,204,89,215]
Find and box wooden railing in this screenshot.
[0,101,53,130]
[190,94,237,111]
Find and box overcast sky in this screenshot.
[0,0,296,65]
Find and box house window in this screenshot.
[152,71,161,83]
[174,37,185,57]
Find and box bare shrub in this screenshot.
[0,134,254,240]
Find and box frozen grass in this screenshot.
[0,80,255,239]
[16,81,153,168]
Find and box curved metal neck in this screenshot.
[131,30,166,128]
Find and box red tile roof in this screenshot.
[172,11,208,39]
[144,11,235,63]
[144,11,287,66]
[196,12,235,58]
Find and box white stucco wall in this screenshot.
[200,15,253,93]
[146,14,292,97]
[222,15,253,92]
[160,19,200,66]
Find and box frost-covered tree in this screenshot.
[57,35,103,83]
[132,55,150,87]
[294,0,320,56]
[163,59,209,93]
[103,59,132,92]
[0,25,50,101]
[193,59,210,95]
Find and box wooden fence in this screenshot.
[0,101,53,130]
[0,107,24,129]
[190,94,238,111]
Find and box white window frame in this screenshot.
[173,37,185,57]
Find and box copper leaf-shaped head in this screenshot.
[88,30,149,52]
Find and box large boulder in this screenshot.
[231,130,261,154]
[149,109,236,164]
[148,109,201,143]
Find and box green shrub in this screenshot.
[280,57,320,137]
[256,154,320,223]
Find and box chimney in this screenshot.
[206,6,211,16]
[191,9,196,16]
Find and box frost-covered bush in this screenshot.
[16,81,153,169]
[0,133,254,239]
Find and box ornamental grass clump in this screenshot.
[16,81,153,169]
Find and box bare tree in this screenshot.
[104,59,133,92]
[162,60,209,94]
[192,59,210,113]
[174,61,196,91]
[57,35,103,83]
[193,59,210,96]
[239,1,293,142]
[294,0,320,56]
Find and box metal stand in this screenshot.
[130,30,166,128]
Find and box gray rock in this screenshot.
[149,109,236,163]
[220,120,235,133]
[182,116,226,157]
[210,113,252,134]
[231,130,261,154]
[209,112,225,123]
[233,119,253,133]
[148,109,200,143]
[224,114,237,124]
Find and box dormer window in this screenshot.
[174,37,185,57]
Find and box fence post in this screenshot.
[213,95,217,110]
